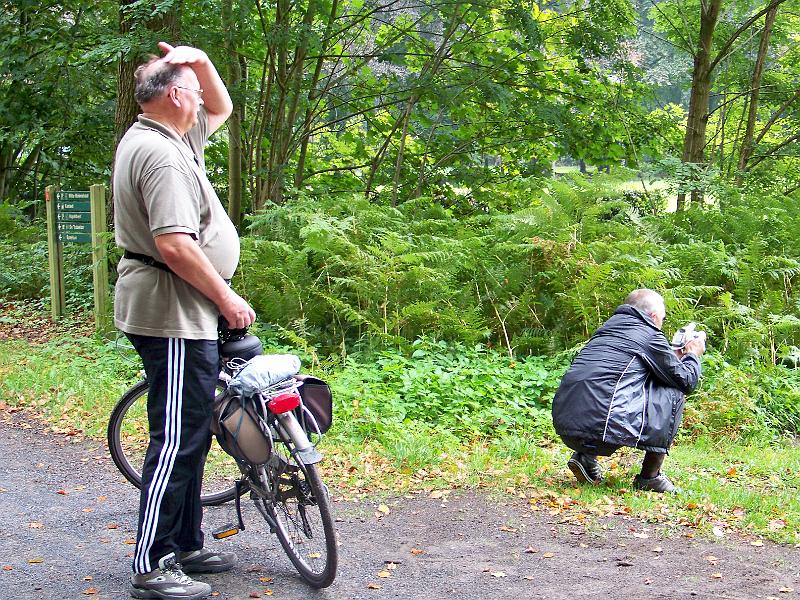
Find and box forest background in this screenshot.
[1,0,800,542]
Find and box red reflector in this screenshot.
[268,392,301,414]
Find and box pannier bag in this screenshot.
[211,391,272,465]
[212,354,301,466]
[211,354,334,464]
[293,374,333,435]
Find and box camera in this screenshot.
[671,322,704,348]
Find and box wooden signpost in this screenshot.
[45,185,111,334]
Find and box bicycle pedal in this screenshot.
[212,524,240,539]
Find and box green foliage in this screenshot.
[329,338,564,441]
[0,336,140,437]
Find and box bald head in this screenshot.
[133,57,185,106]
[625,288,666,328]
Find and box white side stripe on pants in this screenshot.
[134,338,185,574]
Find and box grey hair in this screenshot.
[133,56,183,105]
[624,288,664,315]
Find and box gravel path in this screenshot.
[1,407,798,600]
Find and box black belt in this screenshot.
[122,250,231,284]
[123,250,174,274]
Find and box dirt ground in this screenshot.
[0,406,799,600]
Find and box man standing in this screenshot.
[552,289,706,493]
[114,43,256,600]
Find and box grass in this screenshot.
[1,323,799,545]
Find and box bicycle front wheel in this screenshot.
[256,447,338,588]
[107,378,244,506]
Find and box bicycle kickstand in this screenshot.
[211,479,247,540]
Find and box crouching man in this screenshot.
[552,289,706,493]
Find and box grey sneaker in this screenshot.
[130,553,212,599]
[567,452,603,484]
[633,472,678,493]
[179,548,236,574]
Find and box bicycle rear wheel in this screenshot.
[107,378,244,506]
[253,441,338,588]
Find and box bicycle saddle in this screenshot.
[221,334,263,361]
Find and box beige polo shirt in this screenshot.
[113,109,239,340]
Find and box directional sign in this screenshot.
[56,191,90,201]
[56,200,90,212]
[59,232,93,243]
[57,222,91,233]
[55,190,91,242]
[57,211,91,222]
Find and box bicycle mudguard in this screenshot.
[295,445,323,465]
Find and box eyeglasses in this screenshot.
[175,86,203,97]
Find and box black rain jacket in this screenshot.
[552,304,702,453]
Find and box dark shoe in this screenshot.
[179,548,236,574]
[130,553,212,599]
[633,472,677,493]
[567,452,603,484]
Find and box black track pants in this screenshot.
[126,334,219,574]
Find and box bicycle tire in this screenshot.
[256,444,338,588]
[107,378,245,506]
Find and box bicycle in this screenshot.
[107,328,338,588]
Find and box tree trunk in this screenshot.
[222,0,243,228]
[111,0,180,225]
[677,0,721,211]
[736,5,778,177]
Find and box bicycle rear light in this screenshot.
[268,391,301,414]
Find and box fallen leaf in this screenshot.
[107,523,119,530]
[249,593,261,598]
[633,532,649,539]
[751,540,764,547]
[769,519,787,531]
[377,570,391,578]
[524,546,537,553]
[500,525,518,533]
[259,577,273,583]
[82,588,98,595]
[2,566,12,571]
[542,552,555,558]
[523,575,535,580]
[82,508,94,513]
[57,490,68,495]
[712,526,725,538]
[410,548,424,555]
[308,553,321,559]
[652,546,663,553]
[711,573,722,579]
[97,496,107,502]
[211,593,220,597]
[367,583,382,589]
[124,539,137,545]
[83,576,93,581]
[377,504,390,515]
[644,578,653,585]
[28,558,43,564]
[779,587,795,593]
[726,467,737,477]
[264,590,273,596]
[490,571,506,578]
[28,522,44,529]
